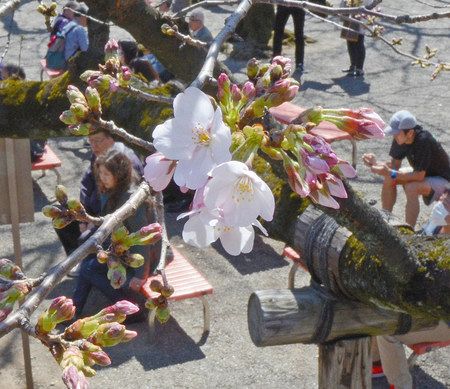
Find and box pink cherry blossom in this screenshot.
[144,152,176,191]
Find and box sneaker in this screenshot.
[67,263,80,277]
[353,68,365,77]
[342,66,355,73]
[292,64,304,81]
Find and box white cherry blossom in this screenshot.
[204,161,275,227]
[152,87,232,189]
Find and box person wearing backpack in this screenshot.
[62,3,89,62]
[50,1,79,38]
[46,2,89,70]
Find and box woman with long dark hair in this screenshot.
[72,147,158,322]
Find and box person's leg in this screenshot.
[381,177,398,213]
[354,34,365,72]
[72,256,95,316]
[272,6,290,58]
[346,41,357,70]
[292,8,305,68]
[54,221,81,256]
[86,259,125,304]
[404,180,433,227]
[377,335,413,389]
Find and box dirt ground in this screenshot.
[0,0,449,388]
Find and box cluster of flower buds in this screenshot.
[36,296,76,334]
[36,2,57,17]
[0,259,29,322]
[80,55,132,94]
[59,85,102,136]
[216,57,299,134]
[42,185,87,229]
[39,299,138,388]
[97,223,162,289]
[144,279,174,324]
[297,107,385,140]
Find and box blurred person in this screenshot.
[340,0,371,77]
[272,5,305,78]
[72,148,156,322]
[363,110,450,228]
[50,1,79,37]
[188,10,213,45]
[138,44,174,83]
[118,40,160,83]
[62,2,89,63]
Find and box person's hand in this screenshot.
[129,277,145,292]
[370,164,390,177]
[362,153,377,167]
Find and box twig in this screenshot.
[154,191,170,272]
[191,0,253,88]
[255,0,450,24]
[119,84,174,105]
[162,24,208,49]
[172,0,240,18]
[0,182,152,338]
[94,118,156,154]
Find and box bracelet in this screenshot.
[390,170,398,179]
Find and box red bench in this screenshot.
[407,340,450,367]
[269,102,358,168]
[40,59,64,81]
[31,144,62,185]
[141,247,214,341]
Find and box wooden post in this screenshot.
[5,139,34,389]
[318,337,372,389]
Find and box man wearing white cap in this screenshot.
[363,110,450,228]
[188,10,213,45]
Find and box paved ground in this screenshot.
[0,0,449,388]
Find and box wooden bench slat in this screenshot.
[141,247,213,302]
[407,340,450,355]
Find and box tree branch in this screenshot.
[0,0,22,18]
[191,0,253,88]
[0,182,151,338]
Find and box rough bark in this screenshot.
[247,288,438,346]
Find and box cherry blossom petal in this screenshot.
[144,153,175,191]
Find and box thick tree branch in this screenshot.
[0,0,22,18]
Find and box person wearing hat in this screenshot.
[188,10,213,45]
[61,2,89,62]
[50,1,79,37]
[363,110,450,228]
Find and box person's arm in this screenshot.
[76,27,89,52]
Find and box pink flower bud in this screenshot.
[62,365,88,389]
[231,84,242,103]
[139,223,162,236]
[217,73,231,102]
[104,38,119,53]
[271,55,292,75]
[105,300,140,316]
[241,81,256,100]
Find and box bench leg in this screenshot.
[148,308,157,343]
[52,168,62,185]
[201,295,210,335]
[288,263,299,289]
